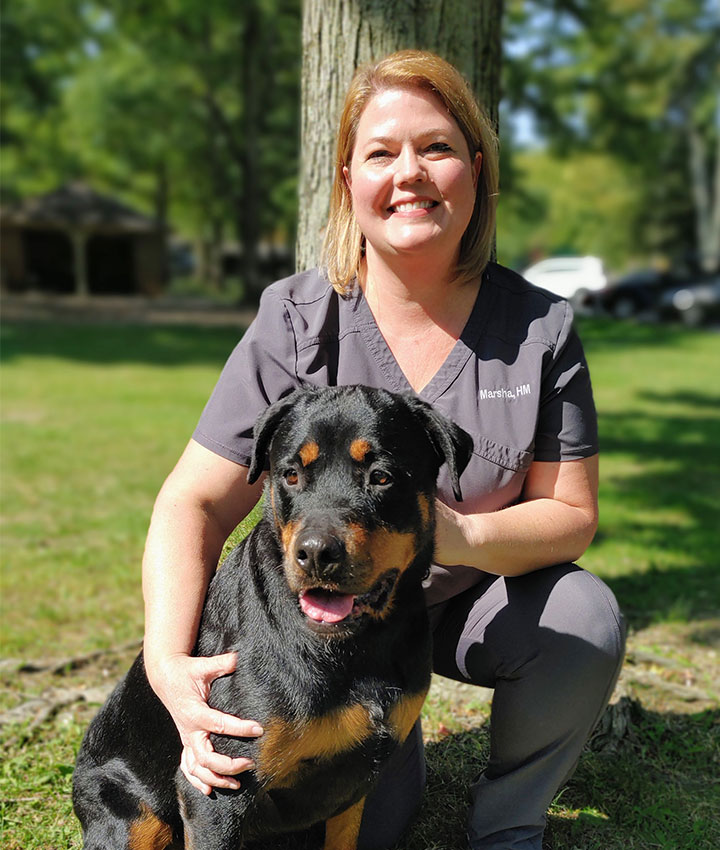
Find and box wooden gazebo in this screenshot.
[0,184,165,296]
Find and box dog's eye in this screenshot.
[283,468,299,486]
[369,469,392,486]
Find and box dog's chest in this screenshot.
[256,687,427,790]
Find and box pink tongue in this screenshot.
[299,590,356,624]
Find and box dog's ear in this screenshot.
[403,395,474,502]
[247,390,305,484]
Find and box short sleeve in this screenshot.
[533,303,598,461]
[192,287,300,466]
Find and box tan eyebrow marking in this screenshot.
[349,439,372,462]
[298,441,320,467]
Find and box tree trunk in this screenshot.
[688,103,720,273]
[238,0,262,299]
[296,0,503,272]
[154,161,170,286]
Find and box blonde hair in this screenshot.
[322,50,499,294]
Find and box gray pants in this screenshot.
[358,564,626,850]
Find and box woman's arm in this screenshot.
[433,455,599,575]
[142,438,266,794]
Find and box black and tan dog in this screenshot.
[73,385,472,850]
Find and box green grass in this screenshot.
[1,322,255,656]
[578,319,720,627]
[1,317,719,849]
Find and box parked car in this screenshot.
[521,256,607,307]
[659,277,720,326]
[592,268,683,319]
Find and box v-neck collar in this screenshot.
[351,269,494,403]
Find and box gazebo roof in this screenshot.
[0,183,159,233]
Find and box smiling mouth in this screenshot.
[388,200,438,213]
[298,570,400,626]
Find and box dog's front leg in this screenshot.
[177,772,252,850]
[324,796,366,850]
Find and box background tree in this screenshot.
[296,0,503,271]
[2,0,302,297]
[503,0,719,273]
[4,1,715,294]
[1,0,92,197]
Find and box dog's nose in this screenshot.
[294,530,346,577]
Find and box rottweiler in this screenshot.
[73,385,473,850]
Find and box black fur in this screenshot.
[73,385,472,850]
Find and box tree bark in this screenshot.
[688,97,720,273]
[154,161,170,286]
[297,0,503,272]
[239,0,262,297]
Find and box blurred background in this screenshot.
[1,0,718,324]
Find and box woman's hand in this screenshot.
[149,651,264,795]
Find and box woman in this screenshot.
[143,51,625,850]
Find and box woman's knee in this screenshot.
[505,564,627,701]
[446,564,626,687]
[533,564,626,663]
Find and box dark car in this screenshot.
[592,269,684,319]
[659,277,720,326]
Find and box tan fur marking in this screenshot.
[366,529,417,583]
[128,804,174,850]
[417,493,432,528]
[299,441,320,467]
[346,521,369,555]
[341,528,420,620]
[388,689,429,743]
[324,796,366,850]
[349,439,372,462]
[280,519,300,556]
[259,704,375,788]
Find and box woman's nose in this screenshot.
[394,146,426,184]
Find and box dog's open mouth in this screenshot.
[298,570,400,625]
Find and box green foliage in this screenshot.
[504,0,719,269]
[497,149,644,270]
[4,1,715,279]
[1,1,301,255]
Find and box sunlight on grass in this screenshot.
[577,319,720,626]
[1,322,250,656]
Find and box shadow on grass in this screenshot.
[247,702,720,849]
[547,703,720,850]
[0,321,249,367]
[595,391,720,629]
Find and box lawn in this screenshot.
[1,316,718,849]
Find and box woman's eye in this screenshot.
[283,469,299,486]
[369,469,392,486]
[368,149,392,160]
[427,142,452,153]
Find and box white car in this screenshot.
[521,256,607,306]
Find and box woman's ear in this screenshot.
[343,164,352,190]
[473,151,483,190]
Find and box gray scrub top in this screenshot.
[193,263,598,606]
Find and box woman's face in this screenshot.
[344,86,481,267]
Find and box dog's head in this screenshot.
[248,386,472,636]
